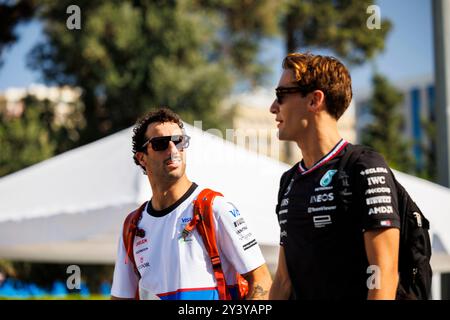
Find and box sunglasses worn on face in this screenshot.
[142,134,190,151]
[275,86,309,104]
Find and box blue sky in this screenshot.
[0,19,44,90]
[350,0,434,95]
[0,0,434,96]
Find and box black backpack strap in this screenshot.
[335,144,371,212]
[336,144,368,174]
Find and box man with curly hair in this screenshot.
[111,107,271,300]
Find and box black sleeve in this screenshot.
[276,172,287,246]
[277,170,288,206]
[352,150,401,232]
[276,165,297,246]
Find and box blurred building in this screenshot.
[354,74,435,171]
[0,84,82,124]
[225,87,357,165]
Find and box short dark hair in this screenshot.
[282,52,353,120]
[132,107,184,173]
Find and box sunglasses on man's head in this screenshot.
[141,134,190,151]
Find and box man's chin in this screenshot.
[165,165,185,178]
[277,130,288,141]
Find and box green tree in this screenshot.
[280,0,391,61]
[0,93,83,177]
[361,73,415,173]
[0,96,56,177]
[28,0,249,147]
[201,0,391,73]
[196,0,280,85]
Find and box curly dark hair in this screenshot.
[132,107,184,174]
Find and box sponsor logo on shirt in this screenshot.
[138,262,150,270]
[320,169,338,187]
[239,233,254,241]
[181,217,192,223]
[236,226,248,235]
[234,218,245,228]
[313,215,332,228]
[136,239,148,247]
[380,220,392,227]
[243,239,257,251]
[366,196,392,205]
[237,228,254,241]
[339,171,350,187]
[315,185,334,192]
[367,176,386,186]
[368,206,394,215]
[284,178,294,196]
[229,208,240,218]
[360,167,389,176]
[135,247,148,255]
[310,193,334,203]
[365,187,391,195]
[178,217,194,242]
[227,202,242,218]
[308,206,336,213]
[281,198,289,207]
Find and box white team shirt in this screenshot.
[111,183,265,300]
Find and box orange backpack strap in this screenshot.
[184,188,235,300]
[122,201,147,299]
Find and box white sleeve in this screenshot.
[213,196,266,274]
[110,234,139,298]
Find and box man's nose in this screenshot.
[167,141,179,154]
[270,99,279,114]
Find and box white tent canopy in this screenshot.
[0,124,286,269]
[0,124,449,274]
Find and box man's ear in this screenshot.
[135,152,147,168]
[307,90,326,113]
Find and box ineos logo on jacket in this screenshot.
[310,193,334,203]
